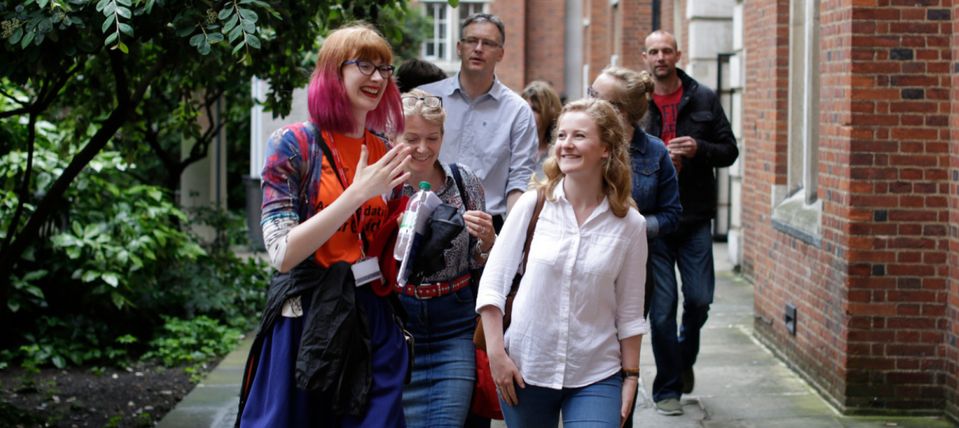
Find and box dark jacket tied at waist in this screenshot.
[237,261,371,423]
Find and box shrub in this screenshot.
[0,139,268,371]
[143,316,243,380]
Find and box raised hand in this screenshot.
[351,143,412,199]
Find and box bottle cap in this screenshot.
[418,181,431,191]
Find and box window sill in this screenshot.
[771,190,822,247]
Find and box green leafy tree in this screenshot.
[0,0,429,310]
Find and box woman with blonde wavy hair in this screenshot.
[476,98,649,427]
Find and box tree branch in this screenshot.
[2,111,38,253]
[0,106,32,119]
[0,51,166,304]
[0,87,30,108]
[0,61,79,120]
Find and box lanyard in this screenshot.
[322,130,367,256]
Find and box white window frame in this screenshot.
[772,0,821,245]
[420,0,490,73]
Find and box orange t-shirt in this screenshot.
[312,131,390,267]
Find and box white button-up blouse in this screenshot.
[476,184,649,389]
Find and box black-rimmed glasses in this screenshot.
[401,95,443,109]
[343,60,395,78]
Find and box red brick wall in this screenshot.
[947,0,959,420]
[741,0,851,403]
[582,1,654,88]
[525,0,566,94]
[660,0,674,34]
[843,2,952,411]
[745,0,956,414]
[621,0,654,72]
[518,0,654,98]
[490,0,526,92]
[586,0,611,84]
[679,0,688,68]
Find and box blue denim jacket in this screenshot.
[630,127,682,239]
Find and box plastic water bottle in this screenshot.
[393,181,442,261]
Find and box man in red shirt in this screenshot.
[641,30,739,417]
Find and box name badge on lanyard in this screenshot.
[352,257,382,287]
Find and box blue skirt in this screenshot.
[398,286,477,427]
[240,287,409,427]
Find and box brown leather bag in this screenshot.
[473,189,546,351]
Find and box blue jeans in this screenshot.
[648,222,714,402]
[500,373,622,427]
[399,287,477,427]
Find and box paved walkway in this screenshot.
[159,244,956,428]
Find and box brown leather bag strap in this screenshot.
[517,188,546,280]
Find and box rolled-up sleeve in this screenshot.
[476,190,537,314]
[615,213,650,339]
[260,128,303,270]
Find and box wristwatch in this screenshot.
[621,367,640,379]
[476,239,491,259]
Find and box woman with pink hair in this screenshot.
[237,24,412,427]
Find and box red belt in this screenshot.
[402,273,472,299]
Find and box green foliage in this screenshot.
[143,315,243,377]
[49,180,206,310]
[0,400,43,426]
[96,0,135,53]
[0,135,268,371]
[186,206,249,254]
[152,246,269,332]
[12,317,139,371]
[0,144,205,313]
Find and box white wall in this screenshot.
[180,96,228,243]
[683,0,741,267]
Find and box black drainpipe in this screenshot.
[652,0,661,30]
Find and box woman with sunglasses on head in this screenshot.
[237,24,413,427]
[477,98,649,427]
[589,65,681,428]
[394,88,497,427]
[590,66,681,243]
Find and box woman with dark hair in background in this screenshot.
[395,58,448,93]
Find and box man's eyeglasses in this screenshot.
[460,37,502,50]
[343,60,395,78]
[401,95,443,109]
